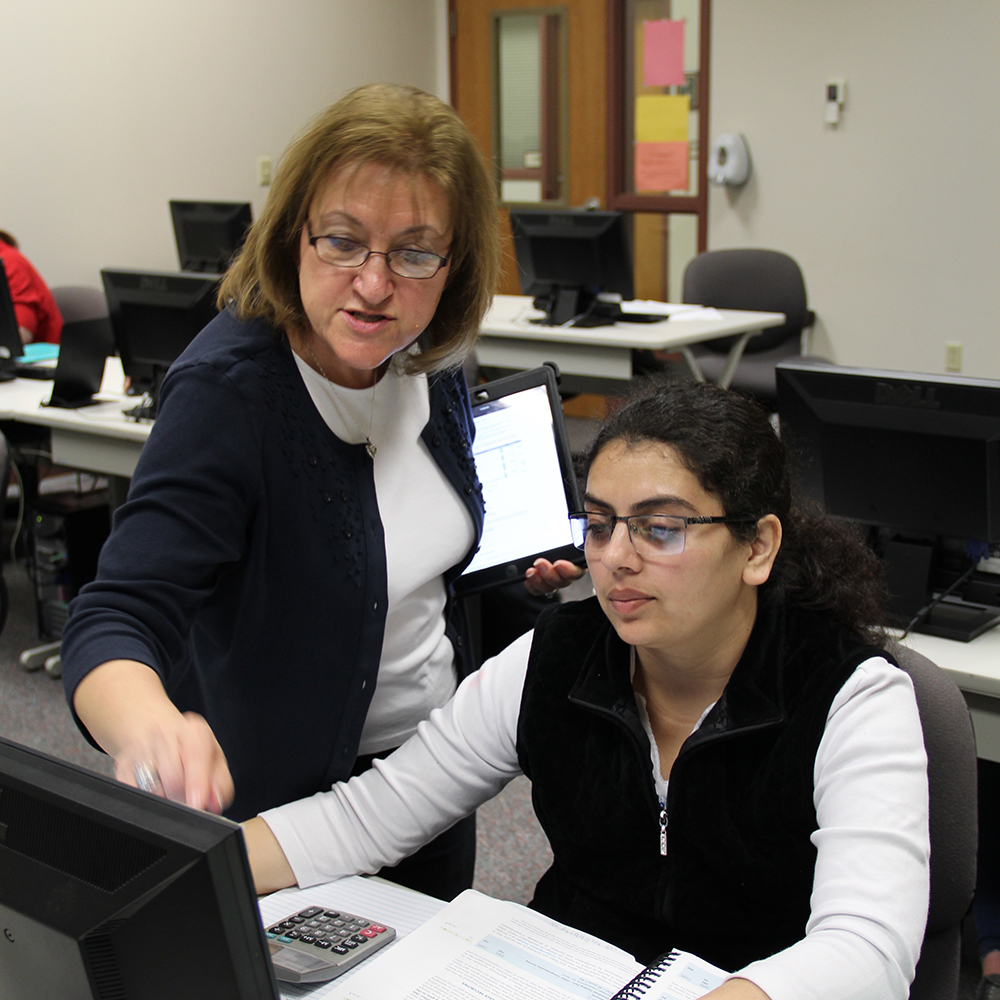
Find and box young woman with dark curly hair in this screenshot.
[244,378,929,999]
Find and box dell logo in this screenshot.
[138,275,168,292]
[873,381,940,410]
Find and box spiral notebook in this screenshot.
[610,948,728,1000]
[318,889,728,1000]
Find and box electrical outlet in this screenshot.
[257,156,272,187]
[945,341,962,372]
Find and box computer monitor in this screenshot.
[509,209,634,326]
[0,736,279,999]
[0,257,27,373]
[776,360,1000,641]
[169,201,252,274]
[101,268,220,415]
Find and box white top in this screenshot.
[295,356,475,752]
[261,632,930,1000]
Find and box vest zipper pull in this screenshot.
[659,803,668,856]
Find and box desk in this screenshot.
[477,294,786,389]
[902,628,1000,763]
[0,359,149,480]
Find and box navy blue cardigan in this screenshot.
[61,310,484,821]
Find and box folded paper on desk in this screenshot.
[322,888,726,1000]
[667,307,724,322]
[619,300,698,318]
[22,342,60,362]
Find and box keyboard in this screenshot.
[6,363,55,380]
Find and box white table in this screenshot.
[902,628,1000,763]
[477,294,787,389]
[0,358,150,480]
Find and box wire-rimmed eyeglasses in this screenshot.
[568,511,755,558]
[307,225,450,279]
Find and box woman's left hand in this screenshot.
[524,558,586,597]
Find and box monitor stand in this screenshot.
[123,365,168,421]
[905,600,1000,643]
[529,287,628,327]
[884,535,1000,642]
[530,288,598,326]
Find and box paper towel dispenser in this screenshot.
[708,133,751,187]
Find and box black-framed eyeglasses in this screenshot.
[568,511,755,558]
[306,225,450,279]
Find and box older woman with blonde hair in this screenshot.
[61,84,502,899]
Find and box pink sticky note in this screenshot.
[635,142,689,192]
[643,20,686,88]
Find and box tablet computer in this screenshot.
[456,365,584,595]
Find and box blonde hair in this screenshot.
[220,84,499,374]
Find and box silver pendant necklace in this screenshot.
[302,336,378,458]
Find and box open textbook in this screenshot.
[311,887,727,1000]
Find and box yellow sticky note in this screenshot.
[635,94,690,144]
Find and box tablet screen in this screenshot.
[457,367,581,594]
[465,383,574,576]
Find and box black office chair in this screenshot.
[682,248,819,400]
[17,286,112,675]
[50,285,112,343]
[889,644,978,999]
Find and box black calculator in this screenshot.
[265,905,396,984]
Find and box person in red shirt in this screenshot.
[0,231,62,344]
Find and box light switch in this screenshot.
[258,156,272,187]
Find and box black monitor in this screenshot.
[776,360,1000,641]
[509,209,634,326]
[0,257,26,374]
[170,201,252,274]
[0,736,278,999]
[101,269,220,416]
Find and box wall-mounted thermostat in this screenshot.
[825,78,846,125]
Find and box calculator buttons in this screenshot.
[267,905,395,984]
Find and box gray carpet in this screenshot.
[0,560,113,777]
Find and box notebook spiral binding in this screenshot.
[612,951,679,999]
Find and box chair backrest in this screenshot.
[890,643,978,1000]
[682,248,811,354]
[50,285,109,324]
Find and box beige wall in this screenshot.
[708,1,1000,378]
[6,1,998,380]
[0,0,447,287]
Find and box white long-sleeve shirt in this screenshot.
[261,631,929,1000]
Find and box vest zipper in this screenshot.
[659,798,668,856]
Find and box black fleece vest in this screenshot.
[515,595,891,970]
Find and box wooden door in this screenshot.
[450,0,607,296]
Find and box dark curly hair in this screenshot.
[583,378,888,644]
